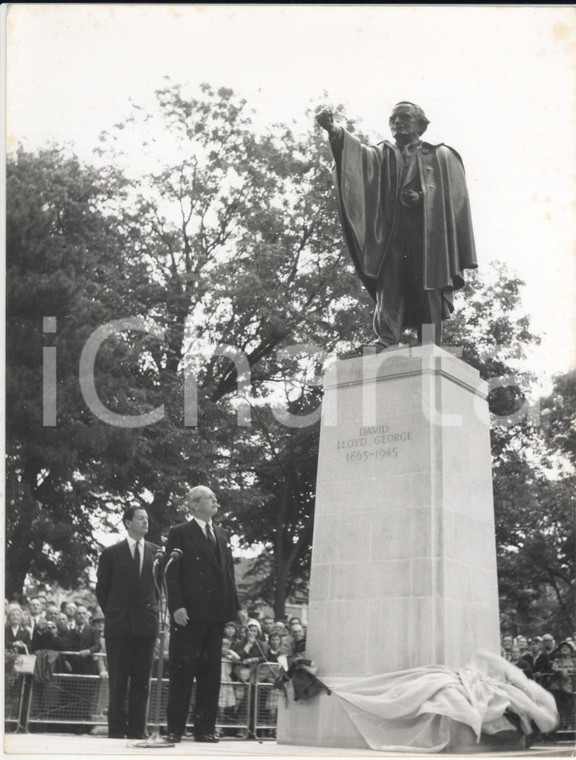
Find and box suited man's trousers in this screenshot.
[167,621,224,737]
[106,637,155,738]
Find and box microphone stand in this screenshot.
[134,552,174,748]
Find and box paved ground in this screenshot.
[3,732,575,759]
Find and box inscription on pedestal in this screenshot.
[336,424,413,463]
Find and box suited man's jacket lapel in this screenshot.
[119,539,140,582]
[118,538,155,585]
[186,520,222,572]
[142,541,155,579]
[96,537,160,640]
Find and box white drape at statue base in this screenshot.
[327,652,558,753]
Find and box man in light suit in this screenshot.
[96,506,161,740]
[165,486,244,744]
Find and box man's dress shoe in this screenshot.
[194,734,219,743]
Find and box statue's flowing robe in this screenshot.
[333,131,477,317]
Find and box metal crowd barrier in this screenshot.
[145,678,251,737]
[6,654,255,736]
[27,673,105,727]
[546,673,576,734]
[24,652,108,728]
[253,662,281,739]
[4,674,27,732]
[216,679,252,738]
[12,657,574,737]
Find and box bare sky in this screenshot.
[5,4,576,386]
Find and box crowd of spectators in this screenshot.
[4,592,109,728]
[5,593,106,677]
[5,592,307,736]
[501,632,576,730]
[215,615,307,736]
[5,592,307,671]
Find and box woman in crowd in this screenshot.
[510,645,533,679]
[279,622,306,657]
[223,621,240,649]
[5,605,31,653]
[271,621,288,639]
[217,636,241,734]
[232,619,269,737]
[233,619,268,675]
[550,641,576,730]
[258,631,284,736]
[514,635,530,658]
[265,633,283,663]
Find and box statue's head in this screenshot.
[389,102,430,142]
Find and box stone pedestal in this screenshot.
[277,345,500,749]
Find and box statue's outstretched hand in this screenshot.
[316,109,335,133]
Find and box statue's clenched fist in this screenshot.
[316,109,334,130]
[315,109,339,140]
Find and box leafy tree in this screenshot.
[6,85,369,599]
[541,370,576,469]
[6,146,152,594]
[222,390,323,618]
[492,370,575,638]
[6,146,209,595]
[443,269,574,638]
[495,458,574,637]
[94,83,370,569]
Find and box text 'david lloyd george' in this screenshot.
[336,424,413,463]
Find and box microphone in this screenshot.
[163,548,183,578]
[154,548,166,561]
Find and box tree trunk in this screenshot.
[5,477,38,598]
[273,563,289,621]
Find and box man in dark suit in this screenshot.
[62,604,102,722]
[165,485,244,744]
[68,605,102,675]
[96,506,161,740]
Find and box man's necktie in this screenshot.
[205,523,217,548]
[134,541,141,574]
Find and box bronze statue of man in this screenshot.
[316,102,477,349]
